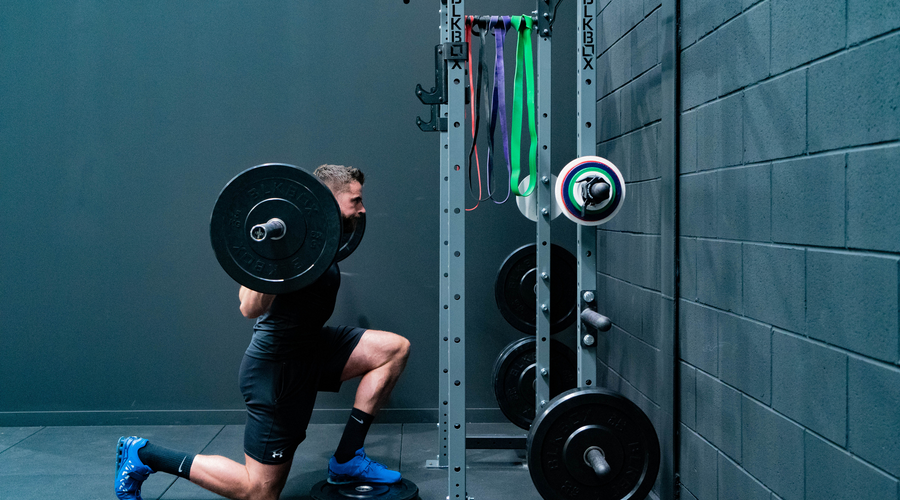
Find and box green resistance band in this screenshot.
[510,15,537,197]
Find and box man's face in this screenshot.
[334,180,365,230]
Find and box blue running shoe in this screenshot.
[327,448,401,484]
[115,436,154,500]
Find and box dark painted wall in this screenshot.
[0,1,579,425]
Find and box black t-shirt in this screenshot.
[245,262,341,360]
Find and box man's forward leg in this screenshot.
[327,329,410,484]
[116,438,290,500]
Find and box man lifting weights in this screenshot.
[114,164,410,500]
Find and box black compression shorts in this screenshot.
[238,325,365,465]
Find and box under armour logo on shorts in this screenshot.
[272,451,283,459]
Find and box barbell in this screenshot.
[209,163,365,294]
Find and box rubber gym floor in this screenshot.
[0,422,546,500]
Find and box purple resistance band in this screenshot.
[487,15,512,204]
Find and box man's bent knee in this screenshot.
[239,477,284,500]
[248,483,282,500]
[241,456,290,500]
[393,336,411,365]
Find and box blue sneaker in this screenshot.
[327,448,401,484]
[115,436,154,500]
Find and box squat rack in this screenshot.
[419,1,598,498]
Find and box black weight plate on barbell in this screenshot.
[210,163,342,294]
[310,478,419,500]
[492,337,578,430]
[495,244,578,335]
[527,389,660,500]
[336,212,365,262]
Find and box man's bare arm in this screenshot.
[239,286,276,319]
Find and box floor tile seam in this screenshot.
[0,471,116,477]
[398,423,405,472]
[0,426,45,457]
[155,427,229,500]
[157,476,180,500]
[197,424,228,455]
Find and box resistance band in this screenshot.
[477,22,493,175]
[486,16,512,204]
[510,15,537,197]
[465,17,484,210]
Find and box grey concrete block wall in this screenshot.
[632,124,661,181]
[716,1,769,96]
[679,300,718,374]
[742,398,805,499]
[772,331,847,445]
[741,243,803,331]
[770,0,846,73]
[697,92,742,169]
[680,426,719,500]
[717,164,770,242]
[742,69,806,163]
[595,1,673,497]
[695,371,742,461]
[848,0,900,45]
[680,170,717,237]
[680,237,698,300]
[806,250,899,362]
[680,361,698,429]
[718,454,772,500]
[848,357,900,477]
[681,31,719,109]
[671,0,900,498]
[601,0,896,498]
[771,153,845,247]
[622,65,661,135]
[808,34,900,152]
[718,313,771,404]
[806,431,900,500]
[680,109,698,173]
[696,239,742,313]
[847,146,900,252]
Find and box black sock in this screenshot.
[138,442,195,480]
[334,407,375,464]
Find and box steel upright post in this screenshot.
[576,0,598,388]
[436,42,451,474]
[443,1,467,499]
[437,217,449,464]
[534,2,553,414]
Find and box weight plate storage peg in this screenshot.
[492,337,578,430]
[555,156,626,226]
[210,163,342,294]
[310,478,419,500]
[527,389,660,500]
[495,244,578,335]
[516,175,562,221]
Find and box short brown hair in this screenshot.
[313,164,364,193]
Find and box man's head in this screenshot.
[314,164,365,229]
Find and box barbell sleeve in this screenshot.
[250,218,286,242]
[586,448,611,480]
[588,180,610,202]
[581,308,612,332]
